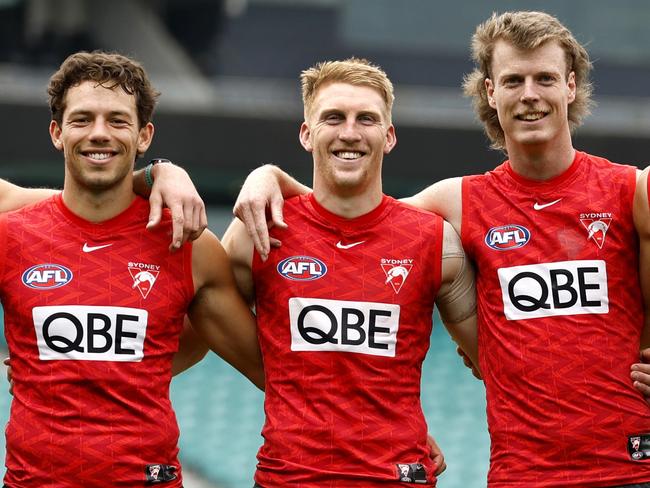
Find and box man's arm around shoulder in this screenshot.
[0,179,57,213]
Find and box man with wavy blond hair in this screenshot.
[233,11,650,488]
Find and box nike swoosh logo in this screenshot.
[336,240,365,249]
[533,198,562,210]
[83,243,113,252]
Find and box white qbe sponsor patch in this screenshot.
[289,297,400,357]
[33,305,148,361]
[497,260,608,320]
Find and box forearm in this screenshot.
[172,318,209,376]
[0,179,58,213]
[264,164,311,197]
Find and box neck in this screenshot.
[62,179,136,222]
[506,135,575,181]
[312,184,383,219]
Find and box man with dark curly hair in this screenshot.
[0,51,262,487]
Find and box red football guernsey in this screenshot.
[0,194,194,487]
[252,193,444,487]
[462,151,650,487]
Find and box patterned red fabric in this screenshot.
[462,151,650,487]
[253,193,444,487]
[0,194,193,487]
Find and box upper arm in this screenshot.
[188,230,264,389]
[401,177,463,232]
[221,218,255,304]
[0,180,58,213]
[436,220,479,368]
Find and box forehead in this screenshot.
[63,80,137,117]
[491,39,568,77]
[311,82,387,115]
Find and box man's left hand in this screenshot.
[146,163,208,251]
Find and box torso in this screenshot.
[0,194,194,487]
[462,151,650,487]
[252,194,443,487]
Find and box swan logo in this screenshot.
[381,258,413,294]
[128,262,160,299]
[580,212,612,249]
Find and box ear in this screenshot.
[485,78,497,109]
[299,122,313,152]
[137,122,155,156]
[567,71,576,104]
[384,125,397,154]
[49,120,64,151]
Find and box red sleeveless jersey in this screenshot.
[462,151,650,487]
[252,193,444,487]
[0,194,194,487]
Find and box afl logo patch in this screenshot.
[277,256,327,281]
[22,264,73,289]
[485,225,530,251]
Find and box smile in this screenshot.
[516,112,547,121]
[333,150,365,160]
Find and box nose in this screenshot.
[520,78,540,103]
[88,118,111,143]
[338,118,362,143]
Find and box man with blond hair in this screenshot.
[234,11,650,488]
[223,57,478,486]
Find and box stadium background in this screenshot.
[1,0,650,486]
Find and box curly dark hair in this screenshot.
[48,50,160,127]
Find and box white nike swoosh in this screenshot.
[83,243,113,252]
[336,240,365,249]
[533,198,562,210]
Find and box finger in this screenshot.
[3,357,9,367]
[188,202,204,241]
[435,459,447,475]
[252,207,272,258]
[270,237,282,248]
[169,204,185,252]
[240,205,267,261]
[198,206,208,237]
[270,194,287,229]
[633,379,650,398]
[147,192,164,229]
[180,202,196,246]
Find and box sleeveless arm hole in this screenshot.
[432,215,444,293]
[0,215,8,285]
[460,176,473,256]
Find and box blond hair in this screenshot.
[301,57,394,122]
[463,11,593,151]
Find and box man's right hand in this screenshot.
[233,165,288,261]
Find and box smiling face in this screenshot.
[485,39,576,152]
[49,80,153,195]
[300,82,396,198]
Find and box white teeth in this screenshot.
[88,153,111,160]
[519,113,545,121]
[337,151,362,160]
